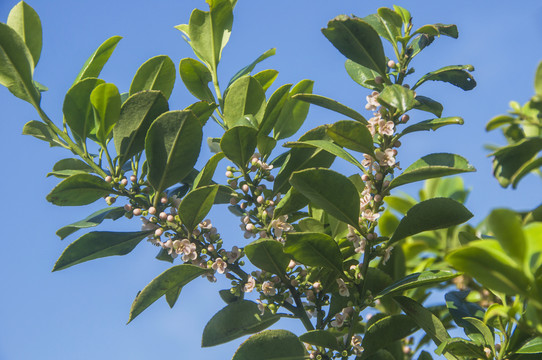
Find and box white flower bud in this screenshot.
[242,184,249,193]
[167,215,174,222]
[154,228,163,237]
[361,174,370,181]
[257,195,264,204]
[105,175,112,183]
[148,207,156,215]
[133,208,142,216]
[374,194,382,203]
[120,178,128,186]
[288,259,297,269]
[225,170,233,178]
[130,175,137,182]
[246,223,255,232]
[159,212,167,220]
[387,60,396,68]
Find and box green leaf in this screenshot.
[535,61,542,96]
[437,338,486,358]
[227,48,276,87]
[289,168,360,230]
[377,84,416,113]
[165,286,182,308]
[232,330,306,360]
[202,300,280,347]
[185,100,217,127]
[511,156,542,188]
[223,76,266,127]
[362,314,419,356]
[185,0,233,72]
[273,79,314,140]
[401,117,463,136]
[517,337,542,354]
[49,158,93,175]
[0,22,40,104]
[463,317,495,351]
[63,78,105,140]
[486,115,515,131]
[413,65,476,91]
[414,96,443,117]
[322,15,386,75]
[179,57,214,102]
[445,291,488,346]
[128,264,208,322]
[393,6,411,25]
[292,93,367,123]
[90,83,121,144]
[46,173,113,206]
[344,59,381,91]
[327,120,375,155]
[389,198,473,244]
[7,1,42,66]
[178,185,219,231]
[22,120,65,147]
[490,138,542,187]
[389,153,475,190]
[113,90,169,167]
[384,195,416,215]
[56,207,125,240]
[445,240,531,296]
[145,110,202,196]
[73,36,122,84]
[284,232,344,275]
[218,289,242,304]
[257,134,276,157]
[220,125,258,169]
[284,139,364,170]
[273,187,309,219]
[193,152,225,188]
[244,239,291,277]
[417,351,433,360]
[376,270,460,299]
[129,55,176,100]
[258,84,292,136]
[488,208,526,263]
[253,69,278,92]
[299,330,340,351]
[434,23,459,38]
[53,230,151,271]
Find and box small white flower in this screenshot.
[382,246,394,265]
[336,278,350,297]
[351,335,364,355]
[378,119,395,136]
[200,219,212,230]
[227,246,241,264]
[360,193,372,209]
[375,148,396,167]
[243,276,256,293]
[262,280,276,296]
[365,91,380,111]
[163,239,178,259]
[212,258,228,274]
[361,154,373,168]
[362,209,380,222]
[141,217,159,232]
[256,299,265,315]
[270,215,294,239]
[330,312,347,328]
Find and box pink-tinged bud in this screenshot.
[367,233,375,240]
[246,223,255,232]
[225,170,233,178]
[401,114,409,123]
[154,228,163,237]
[167,215,174,222]
[105,196,115,205]
[313,282,321,292]
[257,195,264,204]
[120,178,128,186]
[374,194,382,203]
[375,173,383,181]
[159,212,167,220]
[240,202,247,210]
[394,140,402,148]
[267,175,275,181]
[403,346,411,354]
[288,259,297,269]
[361,174,370,181]
[225,273,234,279]
[124,204,132,212]
[387,60,396,68]
[130,175,137,182]
[105,176,113,183]
[207,244,215,252]
[375,76,384,84]
[160,197,168,204]
[133,208,142,216]
[291,279,299,286]
[148,207,156,215]
[242,184,249,193]
[342,306,354,316]
[257,185,265,191]
[250,165,257,172]
[229,197,238,205]
[306,289,315,302]
[229,179,238,188]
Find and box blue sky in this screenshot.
[1,1,542,359]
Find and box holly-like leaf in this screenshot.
[73,36,122,84]
[46,173,114,206]
[129,55,176,99]
[232,330,306,360]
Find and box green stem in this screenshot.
[286,283,315,331]
[211,71,224,112]
[102,144,116,177]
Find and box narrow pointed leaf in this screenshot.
[63,78,105,140]
[299,330,340,351]
[179,57,214,102]
[284,140,364,170]
[413,65,476,91]
[129,55,175,99]
[389,198,473,244]
[293,93,367,123]
[73,36,122,84]
[511,156,542,188]
[224,76,266,127]
[178,185,219,231]
[228,48,276,87]
[220,125,258,169]
[22,120,65,147]
[327,120,374,155]
[284,232,344,274]
[273,79,314,140]
[378,84,416,113]
[53,230,151,271]
[90,83,121,144]
[46,173,114,206]
[401,117,463,136]
[193,152,225,188]
[56,207,125,240]
[202,300,280,347]
[128,264,209,322]
[244,239,291,277]
[376,270,460,299]
[232,330,306,360]
[7,1,42,66]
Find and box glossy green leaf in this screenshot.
[227,48,276,87]
[413,65,476,91]
[491,138,542,187]
[129,55,175,99]
[414,96,443,117]
[258,84,292,136]
[322,15,386,75]
[445,291,489,346]
[185,100,217,127]
[344,59,381,90]
[220,125,258,169]
[47,158,93,178]
[488,208,526,263]
[56,207,124,240]
[463,317,495,351]
[232,330,306,360]
[218,289,242,304]
[53,230,151,271]
[0,22,40,104]
[376,270,459,299]
[401,117,463,136]
[273,187,309,219]
[327,120,375,155]
[22,120,66,147]
[378,84,416,113]
[63,78,105,140]
[284,139,364,170]
[414,25,440,36]
[165,286,182,308]
[393,6,411,24]
[362,315,419,356]
[253,69,278,92]
[436,338,486,358]
[178,185,218,231]
[128,264,208,322]
[389,198,472,244]
[389,153,475,190]
[179,57,214,102]
[290,168,360,230]
[193,152,225,188]
[145,110,202,196]
[273,79,314,140]
[384,195,416,215]
[486,114,515,131]
[292,93,367,123]
[284,232,344,274]
[446,240,531,296]
[73,36,122,84]
[223,76,266,127]
[46,173,113,206]
[517,337,542,354]
[90,83,121,144]
[244,239,291,277]
[299,330,340,351]
[7,1,42,66]
[113,90,169,166]
[202,300,280,347]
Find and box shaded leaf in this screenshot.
[299,330,340,351]
[362,314,419,357]
[273,187,309,219]
[488,208,526,263]
[63,77,105,140]
[293,93,366,123]
[284,232,344,275]
[413,95,443,117]
[401,117,463,136]
[517,337,542,354]
[46,173,113,206]
[244,239,291,277]
[178,185,219,231]
[22,120,65,147]
[232,330,306,360]
[56,206,125,240]
[258,84,292,137]
[344,59,381,90]
[413,65,476,91]
[130,55,175,99]
[192,152,225,188]
[284,139,364,170]
[185,100,217,127]
[376,270,460,299]
[490,138,542,187]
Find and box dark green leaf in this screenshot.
[128,264,208,322]
[417,351,433,360]
[273,79,314,140]
[437,338,486,358]
[223,76,266,127]
[511,156,542,188]
[273,187,309,219]
[7,1,42,66]
[258,84,292,136]
[322,15,386,75]
[253,69,278,92]
[345,59,381,90]
[413,95,443,117]
[284,232,344,274]
[193,152,225,188]
[362,315,419,356]
[284,139,364,170]
[56,207,124,240]
[434,23,459,38]
[389,198,473,244]
[299,330,340,351]
[445,291,488,346]
[185,100,217,127]
[145,110,202,196]
[218,289,242,304]
[401,117,463,136]
[389,153,475,190]
[73,36,122,84]
[409,34,435,59]
[46,173,113,206]
[63,78,105,140]
[517,337,542,354]
[220,125,258,169]
[113,90,169,166]
[378,84,416,113]
[292,93,366,123]
[244,239,291,277]
[165,286,182,308]
[327,120,375,155]
[178,185,219,231]
[202,300,280,347]
[376,270,459,299]
[90,82,121,144]
[47,158,93,178]
[289,168,360,230]
[129,55,175,99]
[393,6,411,25]
[463,317,495,351]
[232,330,306,360]
[22,120,65,147]
[413,65,476,91]
[53,230,151,271]
[179,57,214,102]
[490,138,542,187]
[488,208,526,263]
[228,48,276,87]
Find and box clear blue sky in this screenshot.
[1,1,542,359]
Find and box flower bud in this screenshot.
[133,208,142,216]
[207,244,215,252]
[257,195,264,204]
[167,215,174,222]
[130,175,137,182]
[375,172,383,181]
[105,175,113,183]
[242,184,249,193]
[154,228,163,237]
[361,174,370,181]
[374,194,382,203]
[267,175,275,181]
[105,196,115,205]
[288,259,297,269]
[246,223,255,232]
[124,204,132,212]
[313,282,321,292]
[394,140,402,147]
[387,60,396,68]
[225,170,233,178]
[229,179,238,188]
[160,197,168,204]
[229,197,238,205]
[148,207,156,215]
[291,279,299,286]
[159,212,167,220]
[120,178,128,186]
